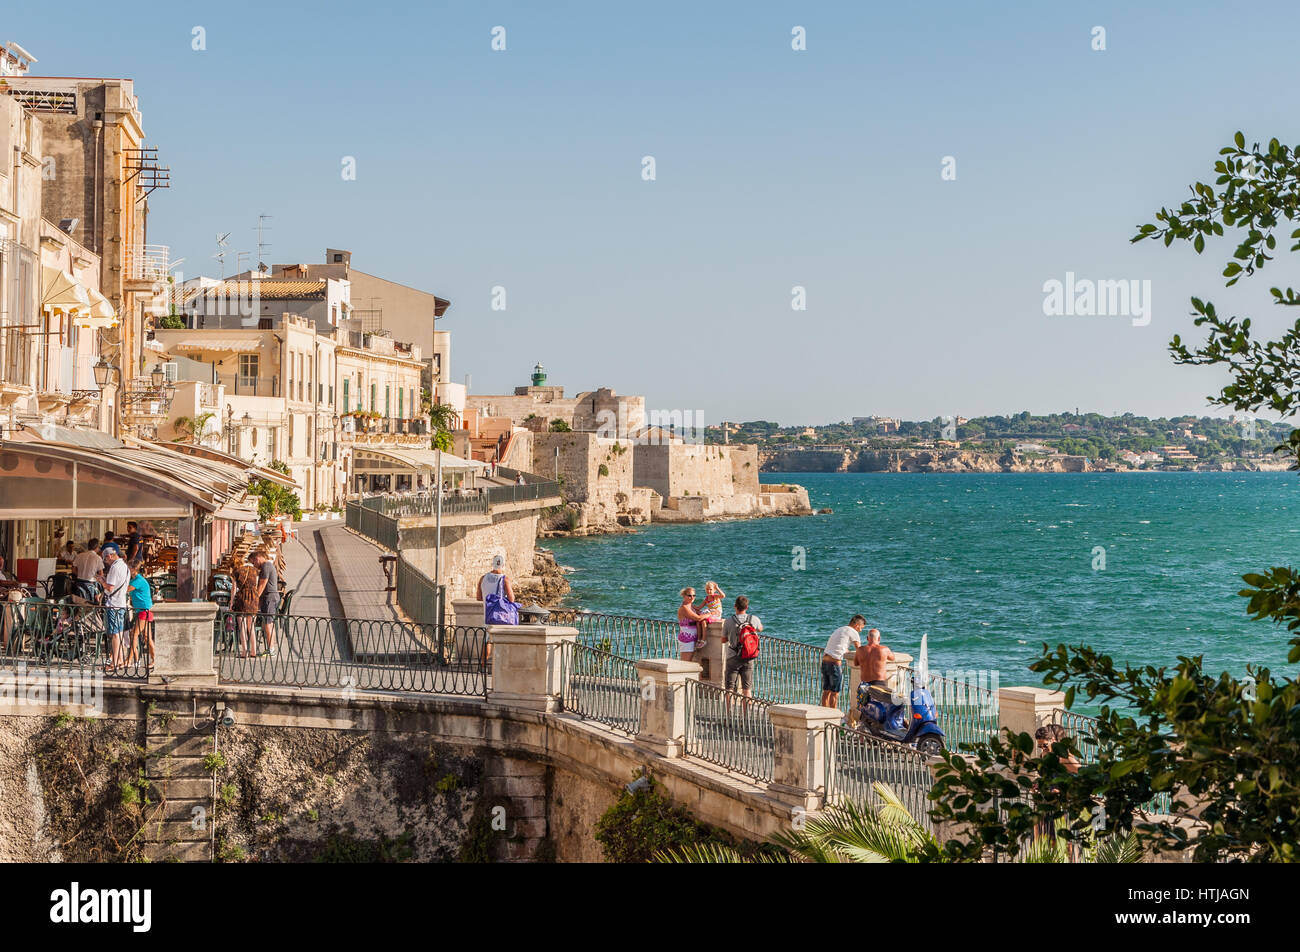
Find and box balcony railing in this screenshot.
[123,244,170,282]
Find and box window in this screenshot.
[269,428,277,461]
[398,387,403,420]
[238,354,259,389]
[370,382,376,412]
[343,378,349,411]
[385,386,390,419]
[288,414,296,457]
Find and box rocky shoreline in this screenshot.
[512,547,572,608]
[758,447,1292,474]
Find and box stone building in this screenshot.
[3,57,171,436]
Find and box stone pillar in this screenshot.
[767,703,843,811]
[150,601,218,687]
[697,619,725,687]
[487,624,577,712]
[634,658,701,758]
[451,596,484,628]
[998,686,1066,740]
[886,652,913,696]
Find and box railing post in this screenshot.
[487,624,578,712]
[697,619,726,687]
[150,602,218,687]
[634,658,701,758]
[767,704,843,812]
[998,686,1066,740]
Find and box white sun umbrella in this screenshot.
[916,632,930,687]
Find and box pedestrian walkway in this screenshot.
[281,521,403,625]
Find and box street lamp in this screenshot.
[150,365,165,389]
[93,358,113,388]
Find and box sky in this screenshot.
[9,0,1300,426]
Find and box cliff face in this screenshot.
[759,448,1083,473]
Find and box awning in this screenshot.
[41,266,91,314]
[71,287,119,330]
[172,340,264,354]
[352,447,487,473]
[153,441,300,490]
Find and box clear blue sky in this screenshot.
[10,1,1299,425]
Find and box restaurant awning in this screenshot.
[154,441,300,490]
[0,430,258,520]
[351,447,488,474]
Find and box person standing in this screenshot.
[125,521,142,562]
[676,587,707,662]
[477,554,516,667]
[822,615,866,709]
[252,548,280,657]
[722,596,764,700]
[125,560,155,668]
[100,544,130,673]
[232,553,261,658]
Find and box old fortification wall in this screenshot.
[400,508,541,599]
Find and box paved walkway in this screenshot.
[280,520,401,624]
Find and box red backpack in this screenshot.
[732,614,761,661]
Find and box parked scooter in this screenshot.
[856,678,946,755]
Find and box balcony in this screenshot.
[123,244,170,287]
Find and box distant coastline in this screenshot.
[758,446,1291,475]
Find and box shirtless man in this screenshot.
[854,628,896,691]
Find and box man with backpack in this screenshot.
[722,596,763,699]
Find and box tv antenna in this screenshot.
[213,232,231,277]
[255,214,273,273]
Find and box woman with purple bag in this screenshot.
[477,554,518,668]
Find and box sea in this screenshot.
[546,472,1300,685]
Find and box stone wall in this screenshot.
[633,442,757,499]
[400,508,541,599]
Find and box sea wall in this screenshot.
[400,507,541,599]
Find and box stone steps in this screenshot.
[140,702,216,862]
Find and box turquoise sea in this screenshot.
[546,472,1300,684]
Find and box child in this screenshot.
[698,581,726,644]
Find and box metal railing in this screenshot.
[345,500,399,550]
[1049,708,1172,815]
[549,609,679,660]
[751,630,852,714]
[683,679,775,783]
[825,723,936,831]
[214,610,487,696]
[1,601,151,681]
[559,640,642,734]
[901,667,999,752]
[396,556,443,628]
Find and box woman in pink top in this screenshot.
[676,587,708,662]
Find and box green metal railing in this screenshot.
[345,500,399,550]
[549,609,678,660]
[900,668,999,752]
[215,610,487,696]
[551,610,859,713]
[683,679,774,783]
[1,601,152,681]
[1049,708,1173,815]
[396,556,444,628]
[824,722,936,831]
[559,640,642,734]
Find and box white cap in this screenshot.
[491,554,506,570]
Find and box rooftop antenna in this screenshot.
[235,251,250,276]
[255,214,273,274]
[213,232,231,277]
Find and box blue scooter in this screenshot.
[856,680,946,755]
